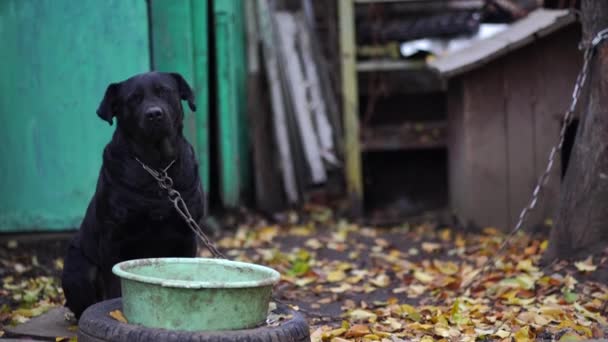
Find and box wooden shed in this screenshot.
[429,9,582,230]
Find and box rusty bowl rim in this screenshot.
[112,257,281,289]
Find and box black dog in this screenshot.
[61,72,204,318]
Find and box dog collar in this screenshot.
[135,158,176,177]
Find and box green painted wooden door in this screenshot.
[150,0,210,208]
[0,0,150,232]
[213,0,251,207]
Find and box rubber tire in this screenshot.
[78,298,310,342]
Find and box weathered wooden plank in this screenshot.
[302,0,344,159]
[296,13,339,167]
[339,0,364,214]
[460,65,509,230]
[532,25,582,224]
[246,0,283,211]
[275,11,327,184]
[503,50,538,230]
[447,79,468,226]
[257,0,299,204]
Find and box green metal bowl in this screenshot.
[112,258,281,331]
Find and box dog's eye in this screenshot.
[155,86,168,97]
[127,93,142,106]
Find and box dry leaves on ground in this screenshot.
[1,205,607,342]
[212,206,608,341]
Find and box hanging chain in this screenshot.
[135,158,226,259]
[461,27,608,292]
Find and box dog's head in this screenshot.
[96,72,196,155]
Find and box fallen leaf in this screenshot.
[327,270,346,283]
[370,273,390,288]
[344,324,370,338]
[109,310,127,323]
[574,256,597,272]
[433,260,459,275]
[514,326,533,342]
[413,271,434,284]
[348,309,377,322]
[421,242,442,253]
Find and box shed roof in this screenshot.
[429,9,577,78]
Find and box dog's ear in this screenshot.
[96,83,121,125]
[169,73,196,112]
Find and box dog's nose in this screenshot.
[145,107,164,121]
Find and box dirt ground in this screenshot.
[1,206,608,341]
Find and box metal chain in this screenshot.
[461,27,608,293]
[135,158,227,259]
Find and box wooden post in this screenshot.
[338,0,363,215]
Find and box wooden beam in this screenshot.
[339,0,363,215]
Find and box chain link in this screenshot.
[136,158,226,259]
[461,28,608,293]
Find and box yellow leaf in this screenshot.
[516,259,539,273]
[399,304,421,322]
[439,229,452,241]
[414,271,434,284]
[327,270,346,282]
[325,328,347,338]
[420,337,434,342]
[370,273,390,288]
[574,256,597,272]
[506,296,535,306]
[290,226,312,236]
[494,329,511,338]
[540,240,549,251]
[330,338,351,342]
[109,310,127,323]
[362,334,381,340]
[310,327,326,342]
[406,322,434,331]
[514,326,532,342]
[330,283,352,293]
[433,260,459,275]
[483,227,500,235]
[539,305,565,320]
[421,242,442,253]
[434,324,451,337]
[382,316,403,331]
[258,226,279,241]
[559,332,584,341]
[348,309,377,322]
[305,238,322,249]
[294,277,316,287]
[574,302,608,325]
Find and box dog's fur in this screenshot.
[61,72,204,318]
